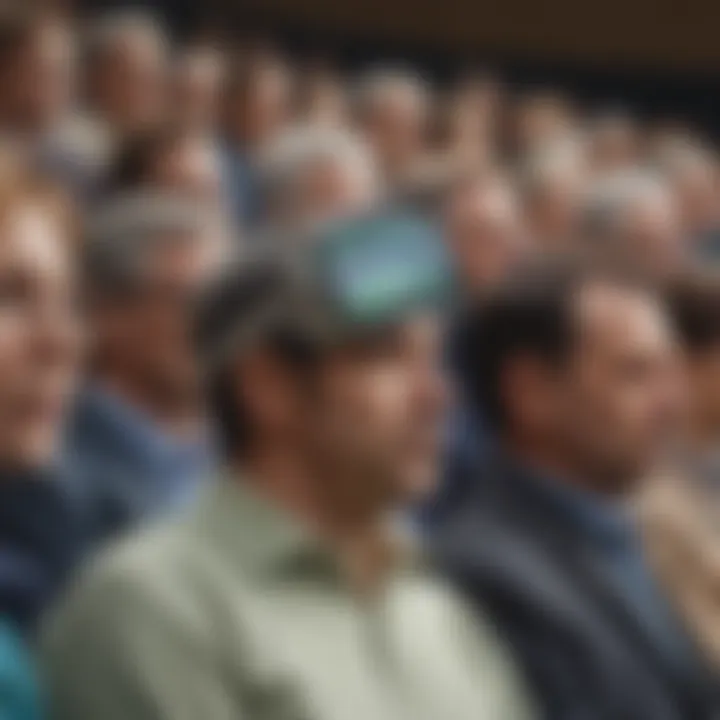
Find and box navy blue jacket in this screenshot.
[0,472,85,632]
[430,453,720,720]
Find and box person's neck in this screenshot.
[238,448,390,593]
[94,373,205,442]
[503,437,621,499]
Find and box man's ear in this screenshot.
[232,346,303,439]
[501,354,558,431]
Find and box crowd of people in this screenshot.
[0,3,719,719]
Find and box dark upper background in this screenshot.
[82,0,720,136]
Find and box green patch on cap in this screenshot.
[313,212,454,328]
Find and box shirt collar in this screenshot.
[77,385,210,470]
[193,474,422,587]
[504,455,636,551]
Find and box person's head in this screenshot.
[171,45,224,133]
[259,125,379,232]
[84,194,227,422]
[224,45,292,150]
[581,171,685,281]
[520,138,588,252]
[109,124,223,204]
[85,11,169,136]
[666,271,720,445]
[295,63,348,128]
[511,90,576,155]
[443,170,527,293]
[0,156,81,469]
[656,142,719,240]
[196,214,451,514]
[353,68,430,183]
[455,259,686,494]
[0,9,75,135]
[439,72,502,161]
[588,111,640,174]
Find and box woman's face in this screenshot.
[0,203,82,470]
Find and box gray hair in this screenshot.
[84,192,215,293]
[353,67,429,120]
[519,136,587,200]
[258,124,378,217]
[580,170,671,240]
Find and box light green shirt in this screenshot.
[41,477,535,720]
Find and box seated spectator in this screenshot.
[443,169,528,295]
[0,8,74,143]
[0,8,94,199]
[440,72,503,166]
[63,194,226,546]
[170,45,225,135]
[588,111,641,174]
[42,213,534,720]
[432,259,718,719]
[0,161,84,631]
[83,10,169,141]
[222,45,293,227]
[639,271,720,669]
[258,124,379,236]
[295,62,349,128]
[108,124,225,207]
[0,619,42,719]
[519,137,588,253]
[353,68,431,189]
[44,10,170,203]
[655,141,720,252]
[581,170,686,281]
[510,90,577,157]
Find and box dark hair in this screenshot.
[453,257,654,431]
[194,263,320,458]
[0,6,51,64]
[107,124,190,194]
[667,271,720,352]
[205,329,319,458]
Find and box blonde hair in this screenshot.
[0,143,76,246]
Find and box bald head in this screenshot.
[445,172,527,293]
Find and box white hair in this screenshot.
[581,170,671,239]
[654,138,716,180]
[259,124,378,213]
[520,135,587,199]
[353,67,429,118]
[85,191,230,292]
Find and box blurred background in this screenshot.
[0,0,717,718]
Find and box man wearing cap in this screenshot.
[62,192,227,548]
[41,213,534,720]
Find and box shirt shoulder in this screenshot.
[41,513,236,657]
[39,517,252,720]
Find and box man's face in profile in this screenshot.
[307,315,447,506]
[553,283,687,490]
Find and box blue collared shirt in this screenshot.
[63,387,214,547]
[521,467,695,669]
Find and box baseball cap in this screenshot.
[194,211,454,372]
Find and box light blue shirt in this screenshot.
[63,386,214,545]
